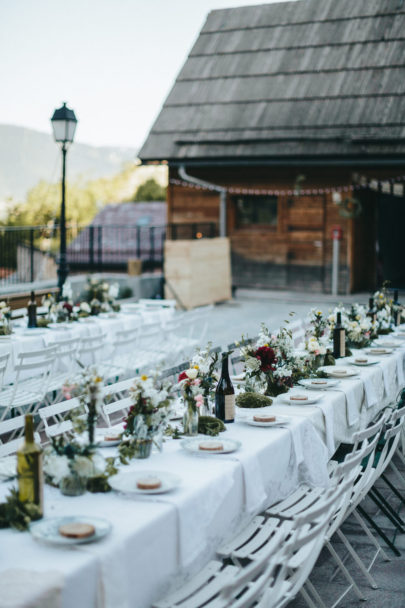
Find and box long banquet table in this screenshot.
[0,333,405,607]
[0,307,174,384]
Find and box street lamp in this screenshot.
[50,102,78,294]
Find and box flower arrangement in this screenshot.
[83,276,120,314]
[0,301,11,335]
[188,343,219,414]
[119,375,173,461]
[45,369,116,494]
[346,304,373,347]
[177,367,205,434]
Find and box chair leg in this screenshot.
[381,473,405,505]
[325,540,367,602]
[369,488,405,532]
[352,509,391,562]
[303,579,328,608]
[336,529,378,589]
[299,584,319,608]
[357,505,400,557]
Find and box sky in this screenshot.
[0,0,291,150]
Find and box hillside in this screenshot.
[0,124,138,201]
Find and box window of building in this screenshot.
[234,195,278,228]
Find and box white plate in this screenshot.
[322,367,358,378]
[281,393,322,405]
[298,378,340,390]
[0,335,12,340]
[95,430,122,447]
[22,328,47,335]
[230,374,245,383]
[48,322,69,329]
[0,455,16,480]
[365,348,393,356]
[109,470,181,495]
[394,333,405,340]
[242,415,289,427]
[30,516,111,545]
[375,341,401,349]
[348,357,379,367]
[181,437,241,455]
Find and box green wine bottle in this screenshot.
[17,414,43,519]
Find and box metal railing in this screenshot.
[0,222,218,286]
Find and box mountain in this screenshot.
[0,124,138,201]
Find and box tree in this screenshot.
[134,178,166,202]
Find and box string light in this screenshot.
[170,175,405,198]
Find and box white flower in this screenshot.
[185,368,198,380]
[80,301,91,313]
[72,455,95,478]
[109,283,119,299]
[43,452,70,485]
[0,301,6,309]
[62,281,73,300]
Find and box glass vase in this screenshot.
[59,471,87,496]
[183,404,199,436]
[201,395,212,417]
[313,354,325,370]
[131,438,153,459]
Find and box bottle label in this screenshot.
[225,394,235,421]
[340,329,345,357]
[396,311,401,326]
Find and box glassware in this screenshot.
[183,404,199,436]
[59,470,87,496]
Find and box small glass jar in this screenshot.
[131,438,153,459]
[183,404,199,436]
[59,471,87,496]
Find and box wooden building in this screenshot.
[139,0,405,293]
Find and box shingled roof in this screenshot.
[139,0,405,163]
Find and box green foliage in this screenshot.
[236,393,273,408]
[198,416,226,436]
[134,178,166,201]
[0,488,42,531]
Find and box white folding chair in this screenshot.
[38,397,83,440]
[0,352,10,390]
[102,396,132,429]
[0,347,55,422]
[0,414,41,456]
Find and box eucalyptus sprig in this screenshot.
[0,488,42,531]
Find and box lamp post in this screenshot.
[51,102,78,294]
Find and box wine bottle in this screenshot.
[215,354,235,423]
[392,290,402,327]
[333,312,346,359]
[367,297,377,325]
[27,291,37,328]
[17,414,43,519]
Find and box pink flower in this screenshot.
[192,378,201,386]
[194,394,204,408]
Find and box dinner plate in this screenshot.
[30,516,111,545]
[109,470,181,495]
[0,455,16,480]
[298,378,340,390]
[94,430,122,447]
[22,328,47,336]
[0,335,12,340]
[181,437,241,455]
[322,367,358,378]
[375,340,401,349]
[48,322,69,329]
[347,357,379,367]
[281,393,322,405]
[365,348,393,356]
[242,415,289,428]
[230,373,246,383]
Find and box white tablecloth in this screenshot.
[0,308,173,384]
[0,331,404,607]
[0,416,328,608]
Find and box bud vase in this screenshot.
[313,354,325,370]
[183,404,199,436]
[132,438,153,459]
[59,471,87,496]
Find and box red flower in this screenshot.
[63,302,73,313]
[178,371,188,382]
[254,346,277,372]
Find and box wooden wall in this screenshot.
[166,165,394,293]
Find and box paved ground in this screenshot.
[202,289,405,607]
[202,288,370,348]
